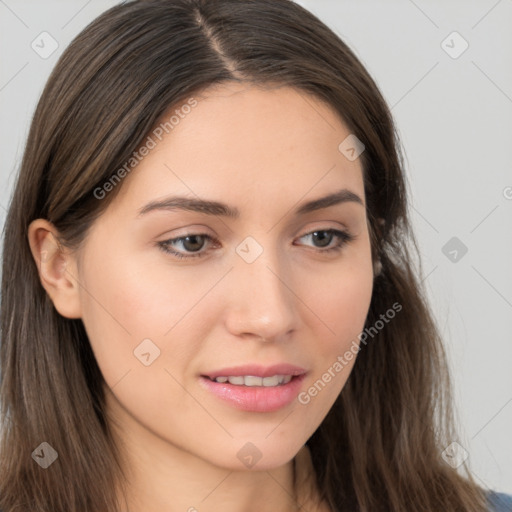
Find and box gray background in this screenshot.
[1,0,511,494]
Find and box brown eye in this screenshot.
[158,233,217,259]
[310,230,334,247]
[181,235,206,252]
[295,229,354,252]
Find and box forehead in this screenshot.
[111,82,365,215]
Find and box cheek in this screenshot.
[330,271,373,347]
[294,252,373,424]
[302,255,374,353]
[77,248,227,387]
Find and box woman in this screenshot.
[0,0,510,511]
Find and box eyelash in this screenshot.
[157,229,355,260]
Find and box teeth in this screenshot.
[212,375,293,386]
[244,376,263,386]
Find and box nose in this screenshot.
[223,246,298,342]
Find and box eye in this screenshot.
[157,234,218,259]
[295,229,354,253]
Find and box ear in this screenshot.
[27,219,82,319]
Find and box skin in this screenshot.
[28,82,375,512]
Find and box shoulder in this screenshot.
[487,491,512,512]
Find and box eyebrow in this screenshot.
[137,188,364,218]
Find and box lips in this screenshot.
[199,363,307,412]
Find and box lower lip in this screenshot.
[199,375,306,412]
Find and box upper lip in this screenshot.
[202,364,307,379]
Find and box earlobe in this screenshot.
[27,219,82,319]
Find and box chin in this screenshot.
[205,433,308,472]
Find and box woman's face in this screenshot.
[70,83,374,470]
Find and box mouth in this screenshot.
[198,364,307,412]
[205,374,294,386]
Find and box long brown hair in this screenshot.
[0,0,490,510]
